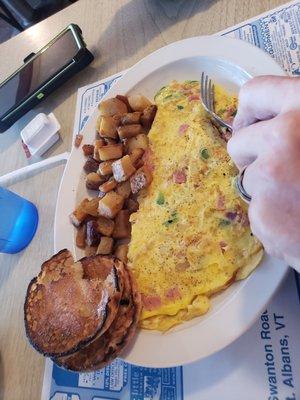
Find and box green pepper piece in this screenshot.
[156,192,165,205]
[163,211,178,227]
[219,219,231,227]
[200,148,210,160]
[154,86,166,99]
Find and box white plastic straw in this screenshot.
[0,152,70,186]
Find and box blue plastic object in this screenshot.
[0,187,38,254]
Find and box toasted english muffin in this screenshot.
[54,266,141,371]
[79,255,126,341]
[24,251,123,357]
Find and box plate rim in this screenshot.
[54,35,289,367]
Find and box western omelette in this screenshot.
[128,80,263,331]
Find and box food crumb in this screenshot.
[74,134,83,148]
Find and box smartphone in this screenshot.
[0,24,94,133]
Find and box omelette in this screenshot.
[128,80,263,331]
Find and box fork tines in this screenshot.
[201,72,215,113]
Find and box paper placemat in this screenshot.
[42,1,300,399]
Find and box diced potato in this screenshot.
[140,105,157,129]
[93,139,105,161]
[96,216,115,236]
[122,138,129,153]
[99,143,123,161]
[112,155,136,182]
[96,115,101,132]
[85,246,97,256]
[130,165,153,194]
[99,116,118,139]
[95,138,106,147]
[86,172,104,190]
[99,177,117,193]
[116,180,132,199]
[114,243,128,263]
[95,131,101,141]
[81,198,100,217]
[112,114,122,126]
[116,94,132,112]
[98,191,124,219]
[98,160,114,176]
[76,224,86,248]
[96,237,114,255]
[82,144,94,157]
[115,238,131,245]
[70,199,89,227]
[117,124,142,140]
[121,112,141,125]
[134,158,144,169]
[129,148,144,166]
[127,134,149,152]
[84,157,100,173]
[104,138,118,145]
[125,198,139,213]
[128,94,152,111]
[98,97,128,116]
[86,220,101,246]
[112,210,131,239]
[70,210,87,227]
[98,190,106,199]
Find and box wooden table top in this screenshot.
[0,0,287,398]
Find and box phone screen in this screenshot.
[0,29,80,117]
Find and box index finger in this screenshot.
[227,119,272,169]
[233,76,298,131]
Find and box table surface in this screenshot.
[0,0,288,398]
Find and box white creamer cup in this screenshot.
[20,113,60,158]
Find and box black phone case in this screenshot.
[0,26,94,133]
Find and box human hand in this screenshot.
[233,76,300,132]
[228,76,300,271]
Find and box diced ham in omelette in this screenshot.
[142,148,155,172]
[141,294,162,311]
[172,169,187,184]
[165,287,181,301]
[188,94,200,101]
[178,123,189,136]
[216,193,225,210]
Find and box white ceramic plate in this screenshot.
[55,36,289,367]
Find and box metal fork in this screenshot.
[201,73,252,202]
[200,72,233,131]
